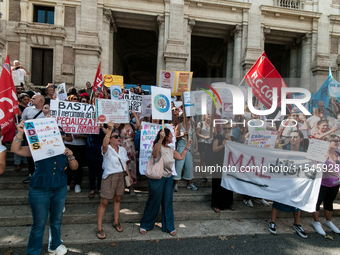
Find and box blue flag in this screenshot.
[328,67,340,103]
[309,73,330,112]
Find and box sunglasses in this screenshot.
[223,127,232,130]
[331,140,340,143]
[110,135,120,139]
[291,114,298,117]
[72,98,78,101]
[172,109,178,111]
[290,136,299,139]
[81,100,87,103]
[60,131,66,137]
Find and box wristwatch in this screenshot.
[68,156,75,161]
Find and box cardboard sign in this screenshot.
[56,83,68,101]
[139,122,176,176]
[95,98,129,124]
[24,118,66,162]
[151,86,172,120]
[50,100,99,134]
[306,139,329,162]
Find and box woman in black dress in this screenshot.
[210,123,236,212]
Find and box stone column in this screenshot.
[20,0,31,22]
[233,25,242,85]
[156,15,165,83]
[226,38,233,84]
[101,9,116,75]
[55,3,64,26]
[289,44,298,87]
[54,39,63,83]
[186,19,195,71]
[301,33,312,89]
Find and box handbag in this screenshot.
[145,154,164,179]
[118,158,131,187]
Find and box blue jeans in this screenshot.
[140,176,175,233]
[27,185,67,255]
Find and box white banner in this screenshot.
[50,100,99,134]
[220,142,322,212]
[141,95,152,117]
[24,118,66,162]
[95,98,129,124]
[151,86,172,120]
[139,122,176,176]
[56,83,68,101]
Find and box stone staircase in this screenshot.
[1,145,340,247]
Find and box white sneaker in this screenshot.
[67,185,70,192]
[173,184,178,192]
[63,207,65,213]
[254,198,270,206]
[243,199,253,207]
[187,183,198,191]
[48,244,67,254]
[74,185,81,193]
[312,220,326,236]
[324,220,340,234]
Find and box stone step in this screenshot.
[0,187,213,206]
[2,200,339,228]
[0,175,211,189]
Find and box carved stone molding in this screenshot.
[30,35,51,46]
[103,8,117,33]
[188,18,195,33]
[14,22,66,39]
[233,24,243,38]
[157,15,165,30]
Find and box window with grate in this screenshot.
[278,0,300,9]
[33,5,54,24]
[31,48,53,86]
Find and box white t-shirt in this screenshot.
[65,134,86,146]
[12,68,26,85]
[101,145,129,179]
[0,144,6,154]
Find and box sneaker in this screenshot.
[293,224,307,238]
[67,185,70,192]
[63,207,65,213]
[48,244,67,255]
[324,220,340,234]
[74,185,81,193]
[312,220,326,236]
[268,221,276,234]
[243,199,253,207]
[22,174,31,184]
[129,187,135,196]
[173,184,178,192]
[254,198,270,206]
[187,183,198,191]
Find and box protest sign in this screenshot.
[24,118,66,162]
[56,83,68,101]
[129,92,143,113]
[306,139,329,162]
[151,86,172,120]
[95,98,129,124]
[50,100,99,134]
[220,142,322,212]
[141,95,152,117]
[110,85,122,99]
[184,91,212,116]
[104,74,123,87]
[174,101,182,108]
[159,70,176,92]
[174,72,192,95]
[139,122,176,175]
[248,127,278,148]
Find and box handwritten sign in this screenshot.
[141,95,152,117]
[24,118,65,162]
[129,92,143,113]
[306,139,329,162]
[50,100,99,134]
[139,122,176,175]
[95,98,129,124]
[248,127,278,148]
[56,83,68,101]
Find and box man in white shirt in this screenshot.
[11,60,30,86]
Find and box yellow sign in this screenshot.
[104,74,124,87]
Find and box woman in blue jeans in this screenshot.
[11,122,78,255]
[140,128,191,236]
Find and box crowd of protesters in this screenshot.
[2,66,340,253]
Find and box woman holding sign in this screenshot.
[140,128,192,236]
[11,122,79,255]
[312,134,340,236]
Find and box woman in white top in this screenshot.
[96,122,133,239]
[0,126,6,175]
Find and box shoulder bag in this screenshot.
[145,153,164,179]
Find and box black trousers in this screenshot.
[66,145,86,186]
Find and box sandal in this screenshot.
[140,228,147,235]
[97,229,106,239]
[88,190,95,199]
[170,230,176,236]
[113,222,123,232]
[212,207,220,213]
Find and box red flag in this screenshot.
[245,52,287,109]
[92,62,104,98]
[0,55,19,143]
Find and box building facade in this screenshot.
[1,0,340,92]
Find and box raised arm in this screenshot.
[10,121,31,157]
[102,121,114,155]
